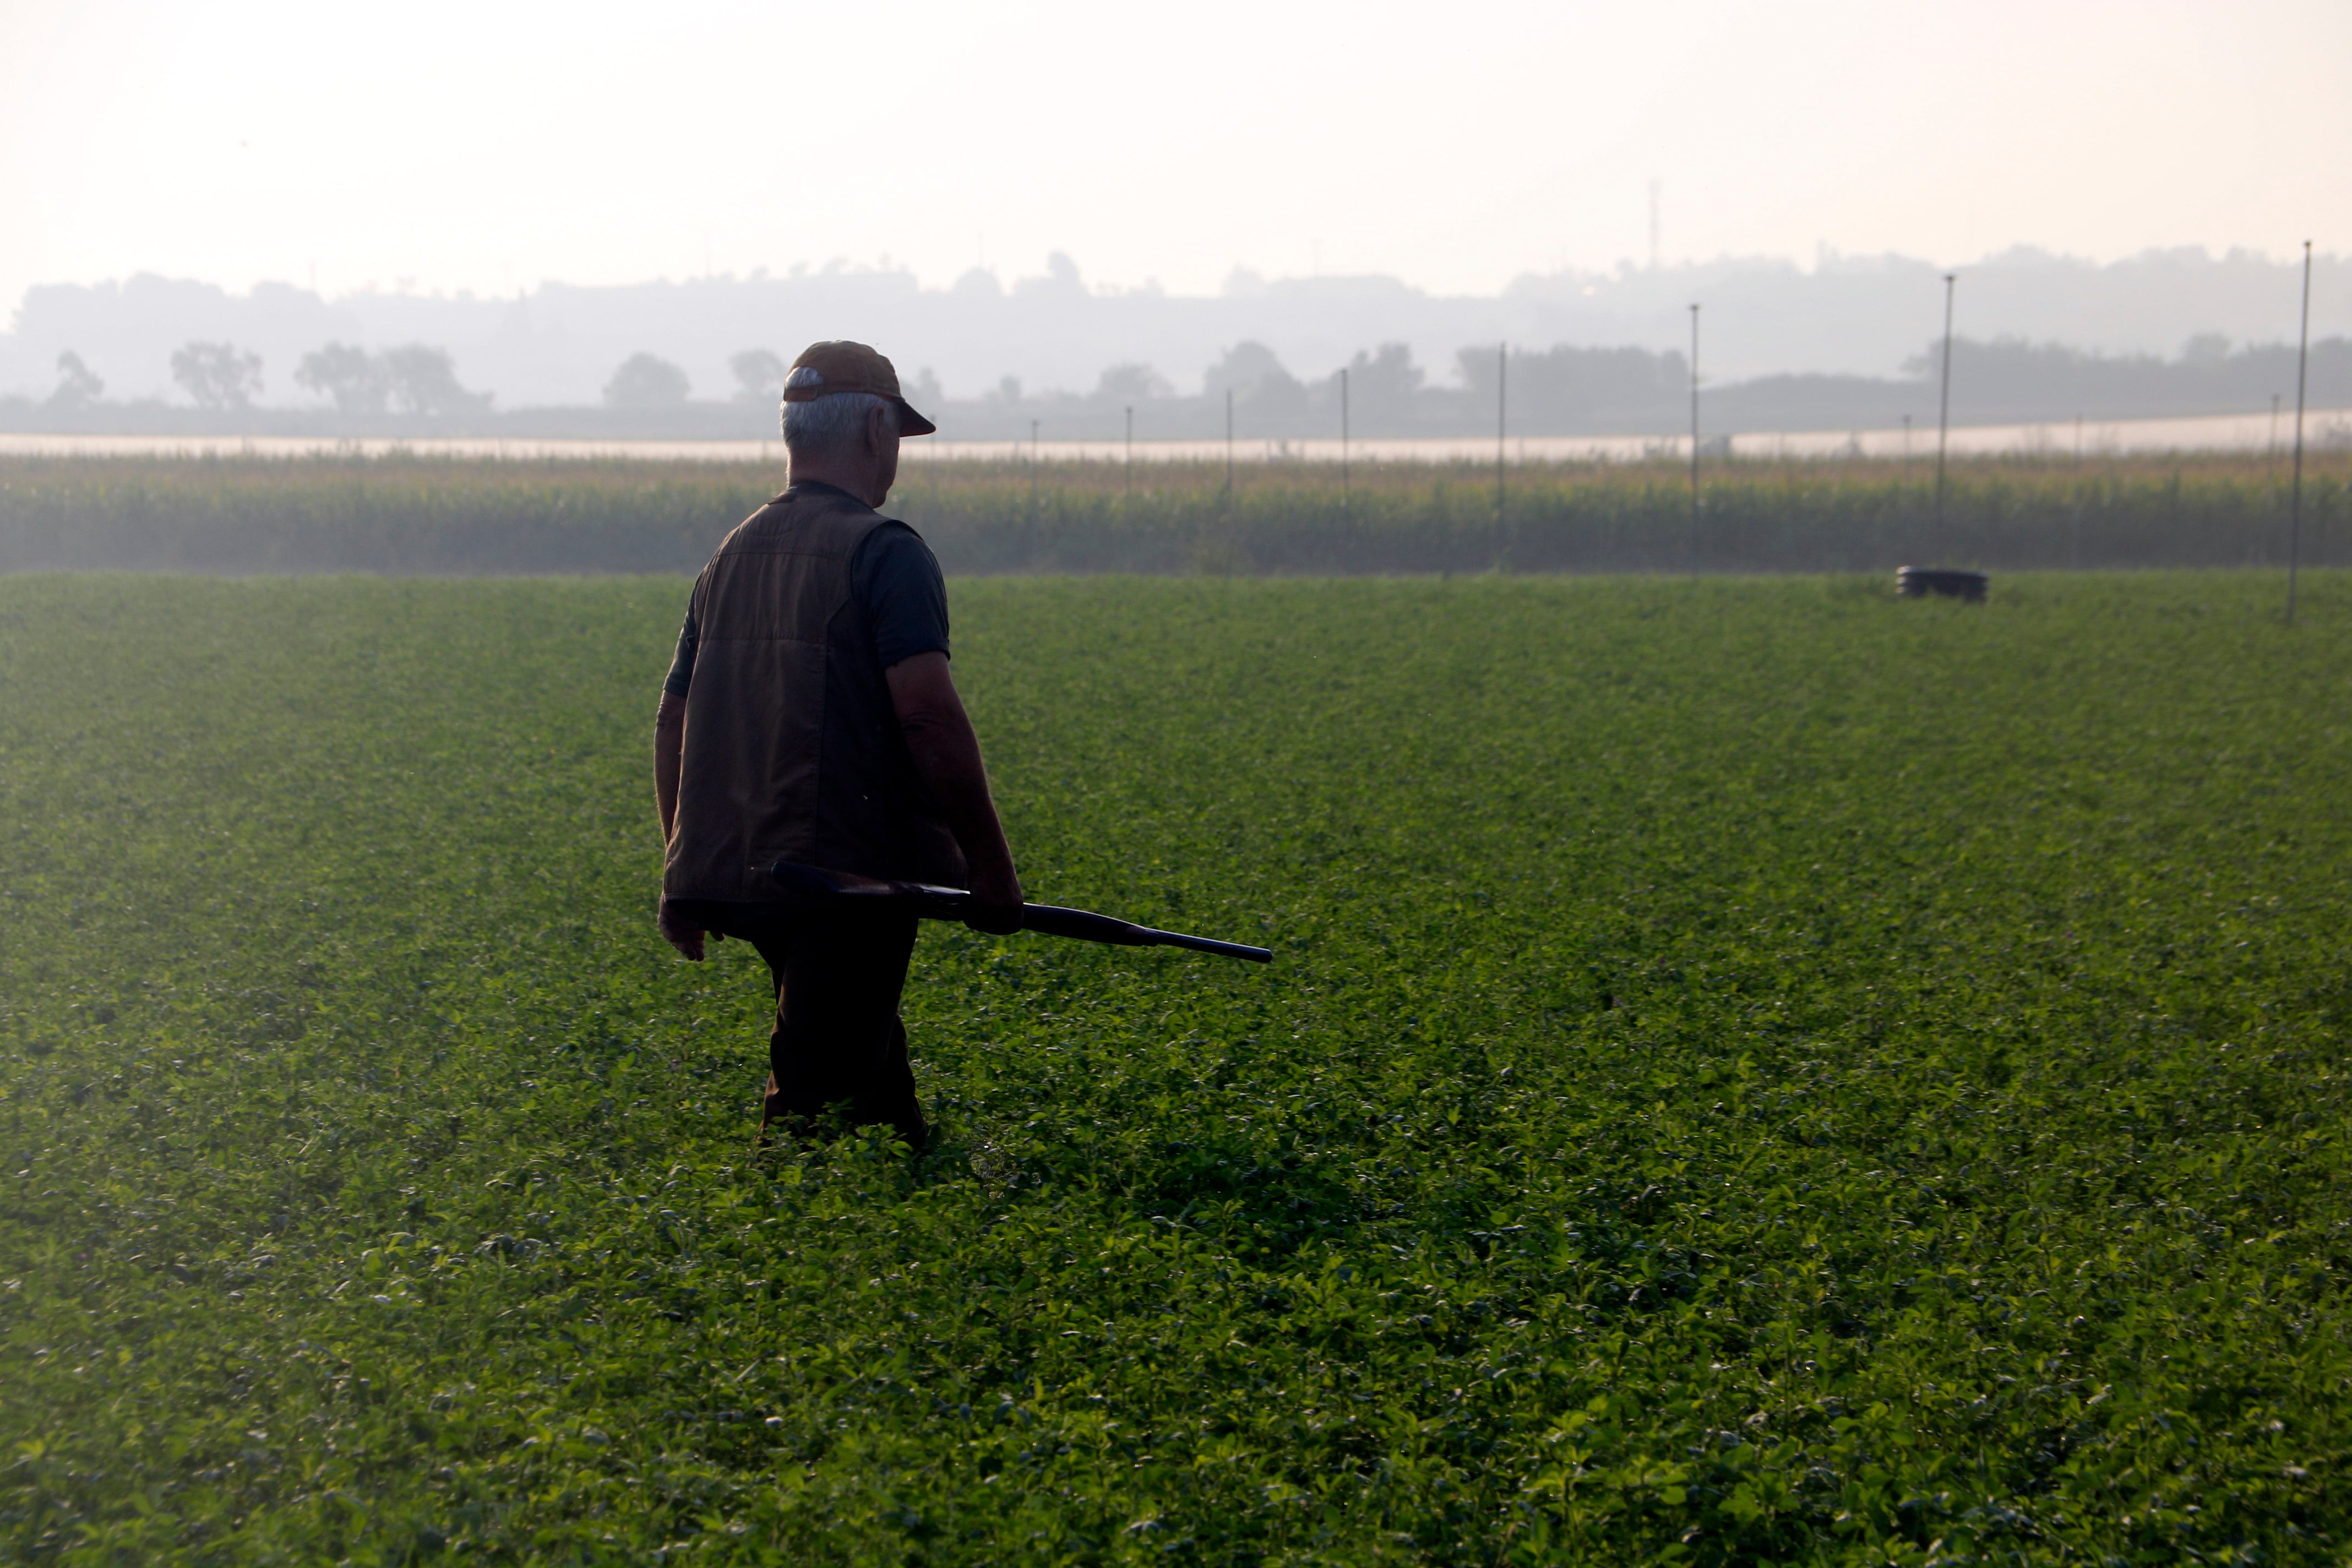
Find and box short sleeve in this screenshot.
[850,522,950,669]
[661,601,699,698]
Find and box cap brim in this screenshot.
[894,398,937,437]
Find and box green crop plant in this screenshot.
[2,448,2344,575]
[1,571,2348,1562]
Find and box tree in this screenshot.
[1201,341,1287,399]
[295,343,486,417]
[1455,343,1683,431]
[48,352,104,409]
[1204,342,1306,427]
[729,349,787,403]
[380,345,489,416]
[605,353,690,409]
[2180,332,2231,365]
[1095,363,1172,402]
[1342,343,1423,433]
[170,341,263,409]
[295,342,388,414]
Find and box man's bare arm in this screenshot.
[655,689,685,841]
[884,652,1023,932]
[652,690,710,960]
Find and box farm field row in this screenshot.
[1,572,2348,1562]
[2,449,2346,574]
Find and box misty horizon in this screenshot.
[4,244,2345,429]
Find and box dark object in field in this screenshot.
[1897,567,1989,602]
[769,861,1274,963]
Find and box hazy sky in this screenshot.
[3,0,2345,314]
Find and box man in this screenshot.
[653,341,1022,1149]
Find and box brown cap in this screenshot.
[781,340,937,436]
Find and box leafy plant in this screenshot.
[0,571,2347,1562]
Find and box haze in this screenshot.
[3,0,2345,319]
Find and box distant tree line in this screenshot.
[293,344,491,416]
[5,333,2345,440]
[6,340,497,420]
[929,335,2352,440]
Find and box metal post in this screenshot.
[2072,412,2085,570]
[1340,366,1351,521]
[2070,411,2088,571]
[1688,303,1701,578]
[1934,273,1956,563]
[2289,240,2311,624]
[1225,388,1235,501]
[1496,341,1507,534]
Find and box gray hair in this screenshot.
[781,385,897,455]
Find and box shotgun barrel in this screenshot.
[768,860,1272,963]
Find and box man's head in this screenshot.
[780,341,935,507]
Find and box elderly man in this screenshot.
[653,341,1022,1148]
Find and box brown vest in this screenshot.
[662,485,965,902]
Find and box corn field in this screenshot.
[1,449,2343,575]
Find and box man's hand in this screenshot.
[658,896,720,961]
[652,695,726,959]
[963,860,1025,935]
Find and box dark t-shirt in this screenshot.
[662,491,949,699]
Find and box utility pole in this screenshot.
[2289,240,2312,624]
[1495,341,1507,535]
[1934,273,1956,563]
[1340,366,1351,521]
[1688,303,1701,578]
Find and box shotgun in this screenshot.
[769,860,1272,963]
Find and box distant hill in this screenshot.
[2,248,2344,438]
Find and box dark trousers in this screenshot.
[668,900,925,1146]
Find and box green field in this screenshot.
[2,571,2348,1564]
